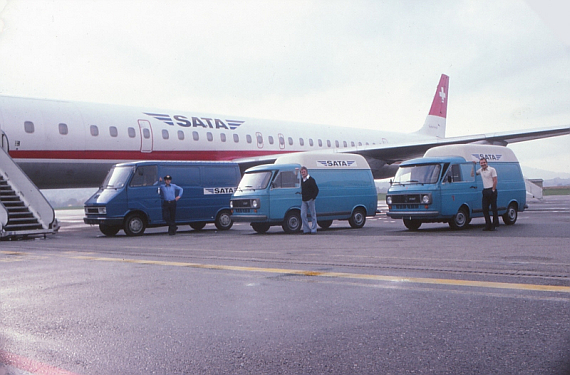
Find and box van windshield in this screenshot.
[238,171,272,191]
[393,164,441,185]
[101,166,134,189]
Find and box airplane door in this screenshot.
[1,131,8,153]
[138,120,153,153]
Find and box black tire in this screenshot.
[251,222,271,234]
[190,222,206,231]
[124,213,146,236]
[448,207,469,230]
[99,224,120,236]
[317,220,333,229]
[282,211,302,233]
[403,219,422,231]
[348,207,366,228]
[215,210,233,230]
[502,202,518,225]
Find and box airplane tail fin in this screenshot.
[415,74,449,139]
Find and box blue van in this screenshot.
[84,161,240,236]
[386,145,526,230]
[230,153,377,233]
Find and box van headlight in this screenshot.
[251,199,259,208]
[386,196,392,205]
[421,194,432,204]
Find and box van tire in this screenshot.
[251,222,271,233]
[282,211,302,233]
[124,213,146,236]
[190,222,206,231]
[317,220,333,229]
[349,207,366,228]
[99,224,120,236]
[403,219,422,231]
[449,207,469,230]
[502,202,518,225]
[215,210,233,230]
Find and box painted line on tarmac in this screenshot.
[70,255,570,294]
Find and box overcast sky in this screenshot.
[0,0,569,177]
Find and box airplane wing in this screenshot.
[350,124,570,164]
[234,124,570,178]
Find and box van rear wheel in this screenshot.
[190,222,206,231]
[502,202,518,225]
[317,220,333,229]
[282,211,302,233]
[215,210,233,230]
[348,208,366,228]
[124,213,146,236]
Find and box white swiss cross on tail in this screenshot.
[416,74,449,139]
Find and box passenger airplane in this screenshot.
[0,74,569,189]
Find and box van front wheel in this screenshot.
[282,211,302,233]
[349,208,366,228]
[124,213,146,236]
[449,207,469,230]
[215,210,233,230]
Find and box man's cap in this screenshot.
[164,175,172,180]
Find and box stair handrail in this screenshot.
[0,148,55,229]
[0,201,7,230]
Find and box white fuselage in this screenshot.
[0,95,432,188]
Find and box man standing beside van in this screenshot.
[159,175,183,235]
[300,166,319,234]
[477,157,498,231]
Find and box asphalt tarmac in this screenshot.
[1,196,569,374]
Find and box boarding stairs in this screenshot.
[0,147,59,239]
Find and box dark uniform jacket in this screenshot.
[301,176,319,201]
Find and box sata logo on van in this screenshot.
[472,153,502,161]
[204,187,237,195]
[317,160,356,167]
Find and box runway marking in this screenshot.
[1,350,81,375]
[69,255,570,294]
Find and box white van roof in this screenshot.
[424,145,519,163]
[275,152,371,170]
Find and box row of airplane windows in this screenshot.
[22,121,376,147]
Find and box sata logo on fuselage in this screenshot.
[317,160,356,167]
[204,187,237,195]
[144,113,244,130]
[472,153,502,161]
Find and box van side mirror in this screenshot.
[389,179,393,186]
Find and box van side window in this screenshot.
[273,170,299,188]
[460,163,475,182]
[443,164,461,182]
[130,165,158,187]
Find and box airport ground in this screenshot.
[1,196,569,375]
